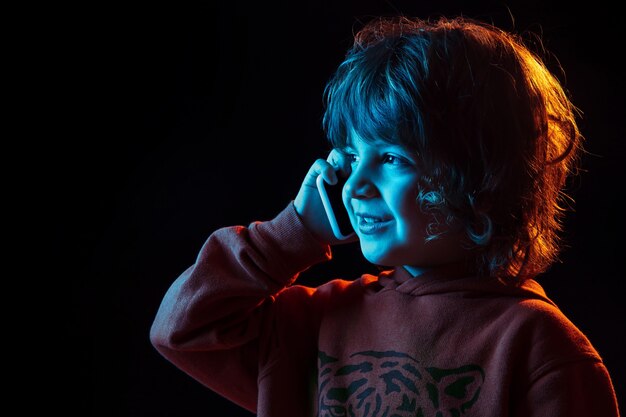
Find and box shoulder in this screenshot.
[274,274,380,307]
[268,274,380,332]
[516,297,597,353]
[501,289,603,377]
[508,297,618,410]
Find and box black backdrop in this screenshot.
[54,1,625,415]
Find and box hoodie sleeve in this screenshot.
[514,359,620,416]
[509,296,621,417]
[149,201,331,412]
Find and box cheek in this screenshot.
[394,192,427,235]
[396,213,429,245]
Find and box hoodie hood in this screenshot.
[376,262,556,307]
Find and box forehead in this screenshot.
[346,129,411,153]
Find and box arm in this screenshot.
[149,202,331,412]
[150,149,355,412]
[514,356,620,416]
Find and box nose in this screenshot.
[344,164,378,199]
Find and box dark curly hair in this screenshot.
[322,16,582,283]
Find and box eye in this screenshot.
[382,154,409,165]
[335,147,358,165]
[340,151,358,165]
[346,153,359,164]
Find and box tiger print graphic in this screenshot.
[318,350,484,417]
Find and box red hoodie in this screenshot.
[150,202,620,416]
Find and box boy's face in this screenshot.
[342,133,467,275]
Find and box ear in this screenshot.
[425,364,485,413]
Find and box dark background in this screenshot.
[50,1,624,415]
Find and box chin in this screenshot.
[360,246,400,268]
[362,248,429,271]
[359,244,382,264]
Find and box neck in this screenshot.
[402,259,476,279]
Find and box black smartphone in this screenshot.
[316,173,356,240]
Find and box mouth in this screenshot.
[355,213,393,234]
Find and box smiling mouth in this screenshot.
[356,215,393,234]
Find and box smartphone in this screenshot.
[316,173,356,240]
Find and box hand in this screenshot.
[294,149,356,245]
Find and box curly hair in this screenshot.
[322,16,583,283]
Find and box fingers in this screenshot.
[326,148,352,179]
[306,158,337,186]
[304,148,352,188]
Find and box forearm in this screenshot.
[150,201,330,348]
[149,202,330,407]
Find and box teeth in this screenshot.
[361,216,381,223]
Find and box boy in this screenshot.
[150,16,620,416]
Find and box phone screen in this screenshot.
[316,173,355,240]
